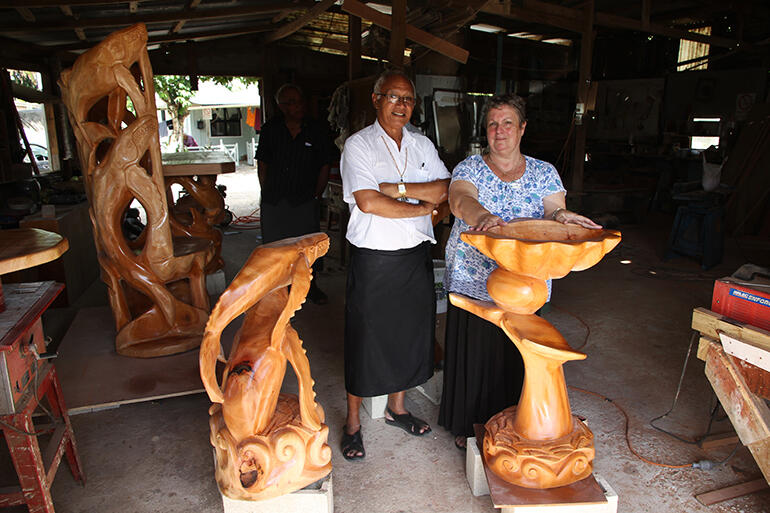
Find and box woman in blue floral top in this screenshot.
[437,94,600,449]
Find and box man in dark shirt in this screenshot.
[256,83,333,303]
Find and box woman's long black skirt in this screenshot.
[344,242,435,398]
[438,301,525,437]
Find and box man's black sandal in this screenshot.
[384,407,432,436]
[341,427,365,460]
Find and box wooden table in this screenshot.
[162,151,235,273]
[0,228,69,312]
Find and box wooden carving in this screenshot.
[200,233,332,501]
[166,175,225,274]
[450,220,621,489]
[58,23,213,358]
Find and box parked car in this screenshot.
[22,143,51,172]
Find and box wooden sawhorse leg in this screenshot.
[0,364,85,513]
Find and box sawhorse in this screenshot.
[0,363,85,512]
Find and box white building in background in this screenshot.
[157,80,261,163]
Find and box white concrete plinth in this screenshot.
[416,370,443,406]
[220,475,333,513]
[207,269,227,296]
[361,394,387,419]
[465,436,489,497]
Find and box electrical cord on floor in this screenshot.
[570,384,740,470]
[230,207,260,230]
[552,300,740,469]
[569,385,692,469]
[649,331,699,445]
[550,305,590,351]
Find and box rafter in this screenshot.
[481,0,739,48]
[0,0,150,5]
[48,23,275,51]
[0,1,314,32]
[342,0,469,64]
[169,0,202,35]
[16,7,35,22]
[263,0,336,44]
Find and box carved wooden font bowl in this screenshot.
[455,220,621,489]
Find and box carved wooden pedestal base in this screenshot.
[484,407,594,490]
[210,394,332,502]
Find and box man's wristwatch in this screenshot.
[397,182,407,200]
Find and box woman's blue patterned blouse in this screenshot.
[444,154,566,301]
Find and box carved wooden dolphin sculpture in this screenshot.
[200,233,330,442]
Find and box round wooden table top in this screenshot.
[0,228,69,275]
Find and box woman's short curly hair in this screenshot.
[481,93,527,126]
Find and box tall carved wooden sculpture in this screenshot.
[200,233,332,501]
[58,23,213,357]
[450,220,621,489]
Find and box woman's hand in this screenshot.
[472,212,507,231]
[553,209,602,229]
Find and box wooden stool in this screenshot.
[0,363,85,512]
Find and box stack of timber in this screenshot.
[721,103,770,237]
[692,307,770,483]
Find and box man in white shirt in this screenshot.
[339,70,449,460]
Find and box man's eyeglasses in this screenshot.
[375,93,416,107]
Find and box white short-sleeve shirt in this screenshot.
[341,120,450,250]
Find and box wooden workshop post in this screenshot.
[571,0,594,195]
[389,0,406,68]
[348,14,362,81]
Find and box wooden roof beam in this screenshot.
[170,0,202,35]
[0,0,146,6]
[342,0,469,64]
[481,0,740,48]
[50,23,275,51]
[15,7,35,22]
[0,1,313,32]
[482,1,582,33]
[263,0,336,44]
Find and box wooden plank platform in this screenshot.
[695,478,769,506]
[56,306,237,414]
[472,424,608,510]
[694,307,770,401]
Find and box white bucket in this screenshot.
[433,259,447,314]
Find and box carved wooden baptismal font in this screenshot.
[200,233,332,501]
[450,220,621,490]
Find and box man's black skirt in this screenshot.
[344,241,435,397]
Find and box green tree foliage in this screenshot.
[153,75,257,151]
[9,70,40,90]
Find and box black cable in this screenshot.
[649,331,700,444]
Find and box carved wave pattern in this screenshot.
[484,412,595,489]
[210,396,332,501]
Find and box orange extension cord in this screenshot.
[550,305,692,468]
[230,207,260,230]
[569,385,692,469]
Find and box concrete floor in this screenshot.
[7,166,769,512]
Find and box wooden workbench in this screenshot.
[693,307,770,484]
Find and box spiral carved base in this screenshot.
[484,405,595,489]
[210,394,332,501]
